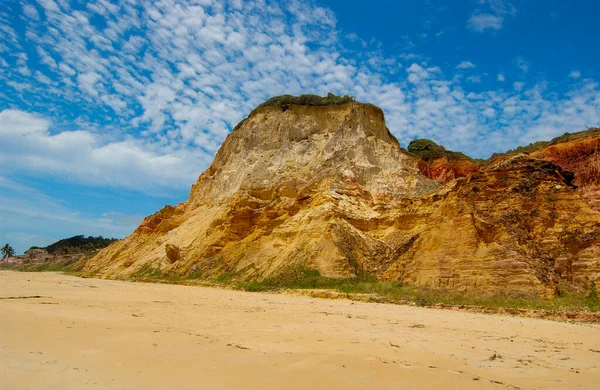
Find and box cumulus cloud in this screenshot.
[0,109,205,190]
[466,75,482,83]
[467,0,517,32]
[457,61,476,69]
[467,14,504,32]
[569,70,581,79]
[484,0,518,16]
[513,81,525,91]
[514,56,530,73]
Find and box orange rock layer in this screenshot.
[417,157,481,183]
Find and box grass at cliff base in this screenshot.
[205,268,599,315]
[3,263,598,318]
[93,265,600,314]
[225,273,599,314]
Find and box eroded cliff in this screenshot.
[529,131,600,211]
[85,101,600,296]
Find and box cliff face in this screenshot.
[412,131,600,210]
[86,102,600,296]
[529,133,600,211]
[188,104,436,205]
[86,103,439,280]
[383,155,600,297]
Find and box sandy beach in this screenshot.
[1,271,599,389]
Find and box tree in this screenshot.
[1,243,15,260]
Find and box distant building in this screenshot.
[5,255,27,263]
[24,248,53,261]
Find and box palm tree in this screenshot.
[1,243,15,260]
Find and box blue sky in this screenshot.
[1,0,599,253]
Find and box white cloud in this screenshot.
[77,72,101,97]
[0,109,205,190]
[484,0,517,16]
[34,71,52,84]
[467,1,517,33]
[457,61,476,69]
[497,73,505,82]
[58,62,76,76]
[514,56,530,73]
[22,4,40,20]
[406,63,440,84]
[482,108,496,118]
[569,70,581,79]
[513,81,525,91]
[467,14,504,32]
[467,75,482,83]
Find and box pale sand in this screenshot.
[1,271,599,390]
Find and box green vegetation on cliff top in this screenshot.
[30,235,118,255]
[407,138,474,162]
[490,127,600,160]
[256,93,356,109]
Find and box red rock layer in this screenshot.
[417,157,482,183]
[530,135,600,211]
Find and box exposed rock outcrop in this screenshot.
[529,132,600,211]
[408,139,481,183]
[85,100,600,296]
[383,154,600,297]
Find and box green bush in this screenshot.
[407,138,473,161]
[256,93,355,110]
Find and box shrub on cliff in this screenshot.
[407,138,472,162]
[257,93,355,109]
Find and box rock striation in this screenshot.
[528,131,600,212]
[85,100,600,296]
[383,155,600,297]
